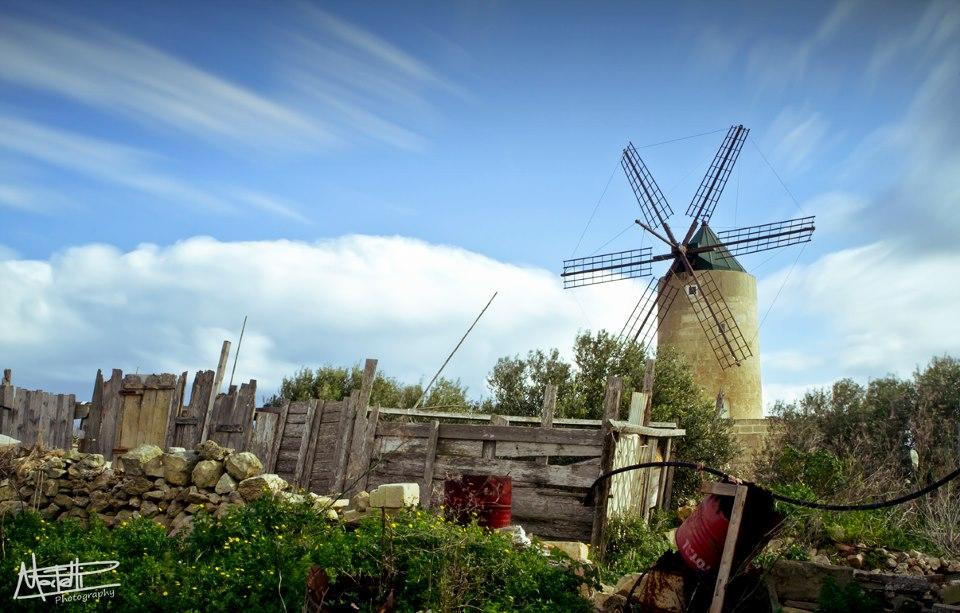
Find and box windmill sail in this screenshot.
[561,247,653,288]
[712,216,815,259]
[618,275,680,349]
[683,271,753,368]
[621,143,674,230]
[685,124,748,225]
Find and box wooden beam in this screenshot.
[200,340,231,442]
[265,399,290,474]
[538,384,557,465]
[658,437,673,510]
[709,485,749,613]
[642,358,656,425]
[628,391,646,425]
[359,405,380,491]
[300,400,327,491]
[481,415,509,459]
[293,400,318,487]
[371,406,603,427]
[640,439,656,522]
[421,420,440,508]
[608,421,685,438]
[591,375,622,559]
[332,389,360,493]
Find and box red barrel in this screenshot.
[675,494,729,573]
[443,475,512,529]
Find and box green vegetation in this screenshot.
[756,355,960,559]
[598,511,674,583]
[486,332,735,502]
[271,364,471,409]
[1,497,598,612]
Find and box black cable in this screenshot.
[583,461,960,512]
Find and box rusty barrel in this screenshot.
[674,494,729,573]
[443,475,512,529]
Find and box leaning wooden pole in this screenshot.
[200,340,231,442]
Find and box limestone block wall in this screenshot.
[729,418,772,478]
[658,269,763,420]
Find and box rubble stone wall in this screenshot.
[0,440,357,534]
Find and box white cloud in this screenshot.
[763,380,834,412]
[758,241,960,378]
[0,235,640,400]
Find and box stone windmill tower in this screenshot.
[561,125,815,420]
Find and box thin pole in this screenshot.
[413,292,497,409]
[228,315,247,389]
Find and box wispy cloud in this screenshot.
[765,108,831,173]
[744,0,861,93]
[0,16,334,151]
[277,4,464,151]
[0,114,315,221]
[0,115,231,212]
[233,191,312,225]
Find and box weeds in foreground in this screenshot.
[1,497,597,612]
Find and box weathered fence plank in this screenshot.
[591,376,622,557]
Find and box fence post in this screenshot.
[538,384,557,465]
[591,375,622,560]
[641,358,656,425]
[421,420,440,509]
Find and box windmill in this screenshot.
[561,125,815,418]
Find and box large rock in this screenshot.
[68,454,107,479]
[0,500,26,517]
[0,479,18,502]
[163,450,199,486]
[0,434,21,449]
[119,444,163,477]
[192,460,224,489]
[215,473,237,495]
[196,440,233,461]
[224,452,263,481]
[369,483,419,509]
[121,476,154,496]
[237,474,288,501]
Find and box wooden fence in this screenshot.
[0,369,77,449]
[247,359,685,545]
[1,354,685,548]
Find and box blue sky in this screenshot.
[1,1,959,408]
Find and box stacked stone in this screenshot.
[0,440,422,536]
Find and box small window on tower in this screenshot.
[687,284,699,296]
[718,322,728,333]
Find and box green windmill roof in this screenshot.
[688,225,745,272]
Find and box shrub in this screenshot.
[599,511,674,582]
[1,497,597,612]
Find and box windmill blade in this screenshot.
[684,124,749,226]
[618,275,680,349]
[562,247,654,289]
[711,215,815,259]
[621,142,674,231]
[684,271,753,369]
